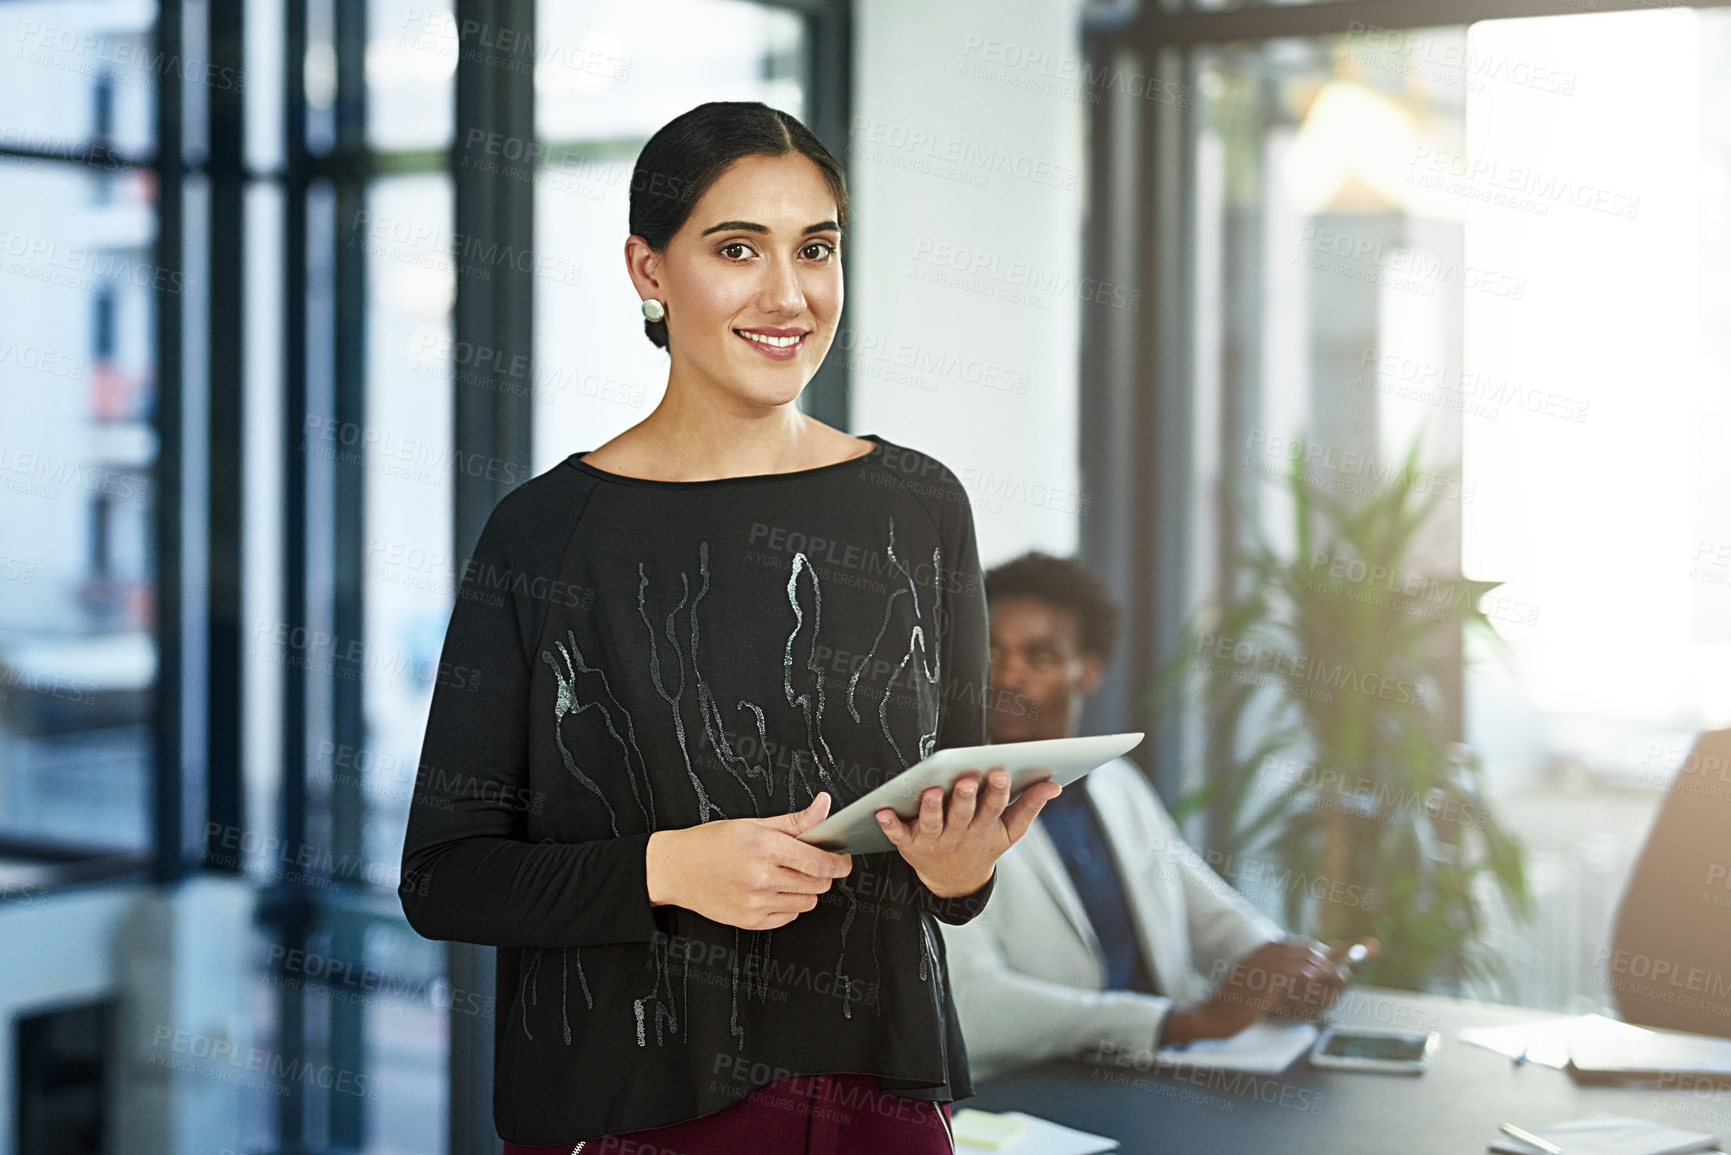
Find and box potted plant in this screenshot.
[1147,436,1532,995]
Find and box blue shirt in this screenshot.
[1037,784,1160,995]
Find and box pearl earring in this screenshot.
[641,298,665,322]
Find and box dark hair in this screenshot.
[628,101,850,351]
[984,551,1123,666]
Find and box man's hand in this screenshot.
[645,792,854,931]
[1267,937,1378,1020]
[875,768,1062,898]
[1157,937,1379,1046]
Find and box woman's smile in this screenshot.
[734,327,809,360]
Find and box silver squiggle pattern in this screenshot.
[548,631,656,828]
[542,515,956,1051]
[561,951,572,1045]
[640,564,720,823]
[734,700,777,806]
[543,644,620,836]
[691,542,765,815]
[782,554,844,802]
[848,516,906,725]
[632,934,678,1048]
[520,948,545,1040]
[835,875,858,1021]
[729,927,744,1047]
[575,949,592,1010]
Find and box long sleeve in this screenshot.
[398,490,660,949]
[905,476,995,925]
[941,915,1172,1081]
[914,864,995,924]
[934,467,988,756]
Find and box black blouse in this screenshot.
[399,432,998,1145]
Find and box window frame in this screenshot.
[1076,0,1731,811]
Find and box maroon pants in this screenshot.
[502,1072,955,1155]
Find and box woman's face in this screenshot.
[628,152,842,407]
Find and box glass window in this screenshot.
[1190,27,1471,582]
[246,0,288,172]
[358,174,455,878]
[536,0,804,142]
[241,11,459,1152]
[0,2,157,158]
[532,2,808,470]
[1456,8,1731,1009]
[1184,9,1731,1009]
[370,0,457,151]
[0,155,157,852]
[243,179,286,879]
[0,3,847,1152]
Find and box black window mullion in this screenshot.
[203,0,246,877]
[151,0,187,886]
[327,0,372,1147]
[1076,37,1160,777]
[271,0,315,1147]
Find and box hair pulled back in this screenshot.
[629,101,849,350]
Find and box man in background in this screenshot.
[940,552,1373,1081]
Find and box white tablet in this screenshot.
[797,732,1144,854]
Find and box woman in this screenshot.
[398,101,1061,1153]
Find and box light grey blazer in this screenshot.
[938,755,1284,1082]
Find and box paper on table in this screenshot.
[1153,1020,1319,1074]
[1569,1025,1731,1077]
[1488,1113,1720,1155]
[952,1110,1118,1155]
[1459,1014,1647,1068]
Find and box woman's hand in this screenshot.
[644,792,854,931]
[876,768,1061,899]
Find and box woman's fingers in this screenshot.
[979,767,1012,819]
[882,768,1018,852]
[948,772,981,831]
[917,785,945,838]
[998,779,1059,845]
[764,829,852,879]
[766,863,837,894]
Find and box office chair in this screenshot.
[1606,727,1731,1039]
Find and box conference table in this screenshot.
[955,987,1731,1154]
